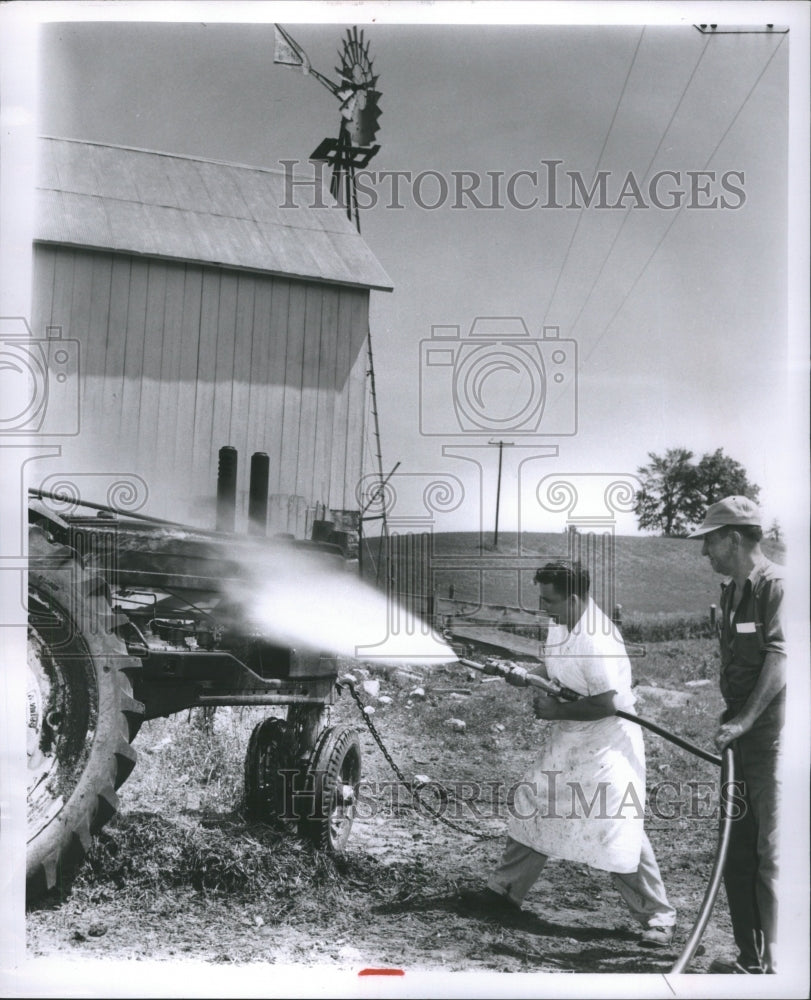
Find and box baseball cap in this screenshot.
[689,495,762,537]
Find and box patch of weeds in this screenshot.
[129,708,272,815]
[619,615,717,644]
[73,813,307,900]
[70,810,447,917]
[636,638,720,685]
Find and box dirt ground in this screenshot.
[25,643,738,987]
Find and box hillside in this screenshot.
[367,531,785,618]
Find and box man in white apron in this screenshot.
[480,560,677,946]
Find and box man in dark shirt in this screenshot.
[691,496,785,974]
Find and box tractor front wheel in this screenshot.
[300,726,362,853]
[243,717,296,824]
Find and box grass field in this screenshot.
[368,530,785,621]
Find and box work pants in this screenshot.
[487,831,676,928]
[722,701,782,973]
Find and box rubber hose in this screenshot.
[615,710,721,767]
[670,746,735,973]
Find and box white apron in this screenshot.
[508,600,645,874]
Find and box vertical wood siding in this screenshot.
[32,245,370,531]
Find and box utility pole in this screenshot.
[489,440,514,548]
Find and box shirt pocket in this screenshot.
[733,623,764,664]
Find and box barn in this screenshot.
[31,136,392,537]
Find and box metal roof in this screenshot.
[35,137,393,292]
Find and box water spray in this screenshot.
[236,544,457,665]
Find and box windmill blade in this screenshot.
[347,90,382,147]
[342,27,365,70]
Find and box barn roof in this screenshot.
[35,137,393,292]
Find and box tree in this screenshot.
[765,519,782,543]
[634,448,704,537]
[634,447,760,537]
[695,448,760,508]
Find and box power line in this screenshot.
[542,27,646,328]
[578,33,786,370]
[567,33,713,336]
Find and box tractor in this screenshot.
[26,491,363,899]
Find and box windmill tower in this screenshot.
[274,25,390,578]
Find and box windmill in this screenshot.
[274,24,390,580]
[274,24,382,231]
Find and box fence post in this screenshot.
[612,603,623,628]
[709,604,717,627]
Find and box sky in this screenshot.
[6,1,806,542]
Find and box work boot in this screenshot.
[457,885,523,916]
[708,957,765,974]
[639,925,675,948]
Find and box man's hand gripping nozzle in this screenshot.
[459,657,579,701]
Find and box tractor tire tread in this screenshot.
[26,525,144,901]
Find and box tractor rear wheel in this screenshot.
[300,726,362,853]
[26,526,143,899]
[243,717,295,823]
